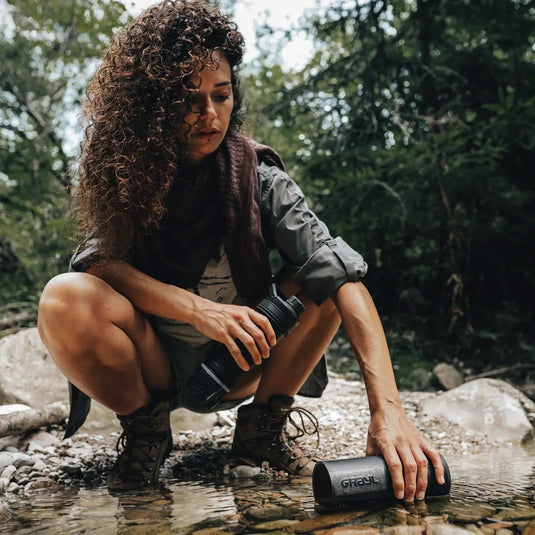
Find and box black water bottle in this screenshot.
[313,454,451,509]
[186,284,305,409]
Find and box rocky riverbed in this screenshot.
[1,375,535,534]
[1,328,535,533]
[0,374,528,495]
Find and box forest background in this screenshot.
[1,0,534,391]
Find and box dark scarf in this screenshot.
[140,128,285,300]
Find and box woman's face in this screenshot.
[178,52,234,165]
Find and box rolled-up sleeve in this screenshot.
[258,163,368,305]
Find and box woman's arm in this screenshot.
[87,260,275,369]
[332,280,446,502]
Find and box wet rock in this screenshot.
[0,502,11,521]
[481,522,514,533]
[229,465,262,479]
[434,363,464,390]
[446,503,497,522]
[253,519,301,531]
[283,510,371,533]
[247,505,300,521]
[494,505,535,521]
[464,524,486,535]
[495,530,514,535]
[320,527,380,534]
[421,379,535,443]
[359,510,407,527]
[427,525,474,535]
[384,527,425,535]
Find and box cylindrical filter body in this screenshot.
[186,284,305,409]
[313,454,451,508]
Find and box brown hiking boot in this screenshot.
[107,399,172,491]
[231,395,320,476]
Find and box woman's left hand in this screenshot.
[365,404,445,502]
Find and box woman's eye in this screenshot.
[214,94,230,101]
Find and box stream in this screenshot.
[1,443,534,534]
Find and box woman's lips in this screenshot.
[196,128,220,141]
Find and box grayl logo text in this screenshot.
[340,475,380,488]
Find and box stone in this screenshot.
[446,503,497,523]
[1,465,16,481]
[23,477,61,493]
[494,505,535,521]
[433,363,464,390]
[0,502,11,521]
[229,465,262,478]
[384,527,425,535]
[283,510,371,533]
[21,430,61,452]
[319,528,380,535]
[420,379,535,443]
[522,519,535,535]
[427,525,474,535]
[12,453,33,468]
[253,519,301,531]
[6,482,19,493]
[0,328,68,406]
[0,452,14,469]
[247,506,300,521]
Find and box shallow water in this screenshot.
[2,443,534,534]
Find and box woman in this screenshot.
[38,0,445,497]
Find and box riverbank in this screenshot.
[1,374,532,494]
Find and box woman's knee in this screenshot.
[40,273,99,322]
[38,272,120,346]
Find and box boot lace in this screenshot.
[286,406,320,448]
[112,417,170,486]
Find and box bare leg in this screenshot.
[38,272,172,415]
[224,274,341,403]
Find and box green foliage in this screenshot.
[247,0,535,372]
[0,0,128,308]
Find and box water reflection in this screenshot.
[1,443,534,533]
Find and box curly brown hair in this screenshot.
[74,0,245,260]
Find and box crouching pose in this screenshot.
[38,0,444,499]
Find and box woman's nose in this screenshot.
[200,98,216,120]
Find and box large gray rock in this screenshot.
[0,328,217,436]
[0,328,67,406]
[420,378,535,443]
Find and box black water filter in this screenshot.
[313,454,451,509]
[187,284,305,409]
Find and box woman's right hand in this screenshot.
[192,300,277,370]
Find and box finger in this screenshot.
[397,446,418,502]
[235,331,262,366]
[381,448,405,501]
[250,310,277,346]
[411,447,429,501]
[224,338,250,371]
[242,320,270,360]
[422,444,446,485]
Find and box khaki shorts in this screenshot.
[156,330,253,413]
